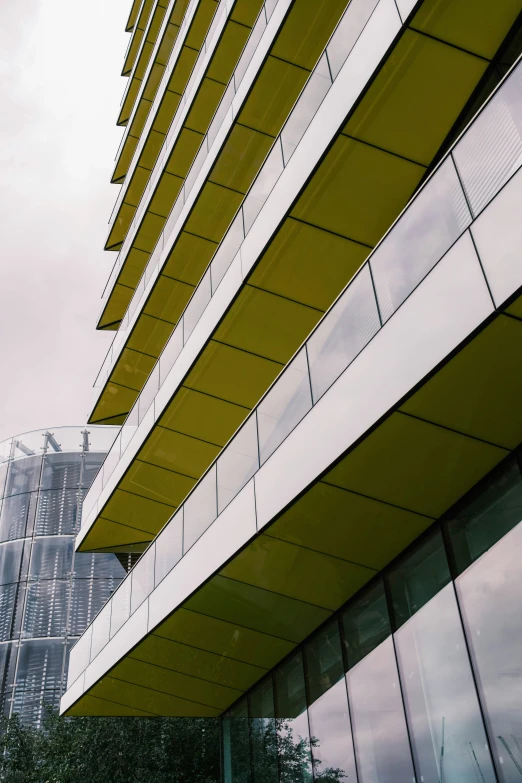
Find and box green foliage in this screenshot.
[226,716,346,783]
[0,711,347,783]
[0,713,220,783]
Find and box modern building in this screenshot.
[60,0,522,780]
[0,426,124,726]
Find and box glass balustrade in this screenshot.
[73,11,522,683]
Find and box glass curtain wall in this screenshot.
[223,448,522,783]
[0,427,124,726]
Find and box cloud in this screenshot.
[0,0,129,441]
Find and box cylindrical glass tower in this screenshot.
[0,426,124,726]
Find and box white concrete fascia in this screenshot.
[79,0,403,548]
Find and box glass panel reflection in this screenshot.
[275,651,312,783]
[371,158,471,323]
[183,466,217,553]
[249,678,278,783]
[211,213,244,293]
[154,509,183,586]
[130,545,155,613]
[307,265,380,403]
[257,349,312,465]
[223,697,252,783]
[471,166,522,310]
[23,579,69,638]
[184,268,212,341]
[446,454,522,576]
[395,584,496,783]
[0,541,24,586]
[90,601,112,661]
[69,578,119,636]
[29,537,73,581]
[41,453,82,490]
[305,617,344,704]
[0,493,37,542]
[308,679,357,783]
[109,577,131,638]
[4,456,41,498]
[217,417,258,514]
[454,65,522,216]
[387,530,451,630]
[457,520,522,782]
[347,636,415,783]
[243,142,284,234]
[35,489,80,536]
[326,0,380,79]
[342,579,391,669]
[281,54,332,164]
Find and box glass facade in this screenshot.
[223,450,522,783]
[0,426,124,726]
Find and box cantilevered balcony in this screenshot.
[81,0,521,555]
[62,56,522,715]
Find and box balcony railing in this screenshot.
[69,52,522,688]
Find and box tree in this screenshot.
[0,713,220,783]
[227,716,347,783]
[0,711,347,783]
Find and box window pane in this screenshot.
[223,697,252,783]
[0,463,9,498]
[23,579,70,638]
[342,579,391,669]
[257,349,312,465]
[0,541,24,586]
[217,416,258,514]
[396,583,496,782]
[0,493,37,542]
[249,678,278,783]
[446,455,522,575]
[11,689,60,728]
[15,639,65,693]
[35,489,80,536]
[346,636,415,783]
[386,529,451,629]
[457,519,522,781]
[4,456,41,497]
[0,583,23,642]
[275,651,312,783]
[30,537,73,581]
[308,678,357,783]
[81,452,105,488]
[307,265,380,403]
[41,453,82,490]
[372,158,471,323]
[304,618,344,704]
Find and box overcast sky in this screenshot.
[0,1,129,441]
